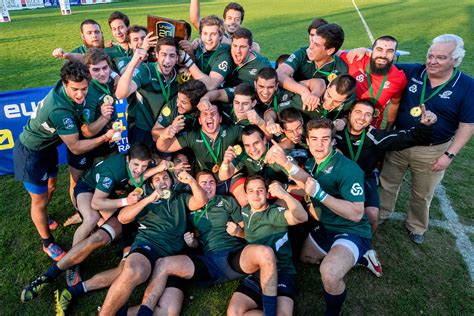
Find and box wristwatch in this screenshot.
[444,151,456,159]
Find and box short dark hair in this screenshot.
[275,54,290,69]
[61,61,91,84]
[127,25,147,37]
[372,35,398,51]
[242,125,264,139]
[329,74,356,97]
[244,174,268,192]
[307,17,329,33]
[128,143,152,161]
[279,108,303,127]
[223,2,245,22]
[84,48,110,67]
[257,67,278,82]
[80,19,101,33]
[196,170,215,182]
[183,21,192,40]
[232,27,252,46]
[234,82,256,100]
[316,23,344,55]
[178,80,207,107]
[306,118,335,138]
[108,11,130,28]
[350,99,375,113]
[156,36,179,53]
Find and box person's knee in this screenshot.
[227,302,244,316]
[88,229,110,247]
[320,261,341,289]
[257,245,276,268]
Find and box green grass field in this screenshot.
[0,0,473,315]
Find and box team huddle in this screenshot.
[14,0,473,315]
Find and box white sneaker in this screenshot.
[363,249,383,277]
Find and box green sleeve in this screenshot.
[131,63,151,88]
[229,197,243,223]
[210,51,233,79]
[116,57,131,74]
[338,164,365,203]
[50,109,79,136]
[267,205,289,227]
[95,170,116,194]
[177,130,194,148]
[284,47,306,72]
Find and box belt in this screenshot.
[428,138,452,146]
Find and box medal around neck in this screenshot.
[410,106,422,117]
[327,73,338,83]
[103,95,114,104]
[133,187,144,196]
[161,189,171,199]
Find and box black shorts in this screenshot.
[189,246,246,286]
[235,273,296,308]
[73,180,95,201]
[364,171,380,209]
[129,243,164,266]
[13,140,58,188]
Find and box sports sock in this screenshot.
[67,281,86,298]
[137,305,154,316]
[323,288,347,316]
[262,294,277,316]
[359,256,368,267]
[42,236,55,247]
[44,263,63,280]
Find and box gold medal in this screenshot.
[410,106,422,117]
[178,73,190,84]
[162,106,171,117]
[233,145,242,155]
[162,189,171,199]
[327,73,338,83]
[212,164,220,173]
[103,95,114,104]
[304,194,311,203]
[168,161,175,171]
[133,187,143,196]
[112,121,122,131]
[373,108,381,118]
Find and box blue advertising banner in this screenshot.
[0,86,129,176]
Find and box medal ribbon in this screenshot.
[92,79,112,97]
[272,95,278,113]
[344,127,366,162]
[126,163,144,188]
[199,47,219,73]
[200,129,222,165]
[312,150,334,177]
[313,58,336,78]
[366,64,388,106]
[420,68,458,105]
[61,86,83,107]
[155,64,171,103]
[193,197,216,226]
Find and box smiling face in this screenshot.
[89,60,111,84]
[426,42,456,78]
[370,39,396,75]
[156,45,178,77]
[224,9,242,34]
[127,157,150,179]
[255,77,278,104]
[348,102,374,134]
[308,31,332,62]
[201,25,222,52]
[242,131,267,161]
[197,173,217,200]
[198,105,222,135]
[110,19,128,44]
[176,92,193,114]
[81,23,103,48]
[231,37,251,65]
[63,79,89,104]
[151,171,172,191]
[129,30,146,51]
[306,127,333,162]
[245,178,268,211]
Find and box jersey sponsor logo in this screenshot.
[222,130,227,137]
[138,223,147,230]
[216,200,224,207]
[249,69,257,76]
[439,91,452,99]
[411,78,423,85]
[117,60,126,71]
[350,183,364,196]
[280,101,291,108]
[287,54,295,63]
[324,166,333,174]
[83,108,91,121]
[356,74,364,82]
[41,122,56,134]
[281,94,289,101]
[277,283,288,289]
[63,117,74,130]
[41,172,48,181]
[95,173,100,183]
[218,61,228,72]
[383,81,390,89]
[277,206,286,212]
[102,177,112,189]
[408,84,418,93]
[79,158,87,165]
[132,68,140,77]
[275,232,288,252]
[157,115,164,123]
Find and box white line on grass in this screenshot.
[351,0,374,44]
[352,2,473,282]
